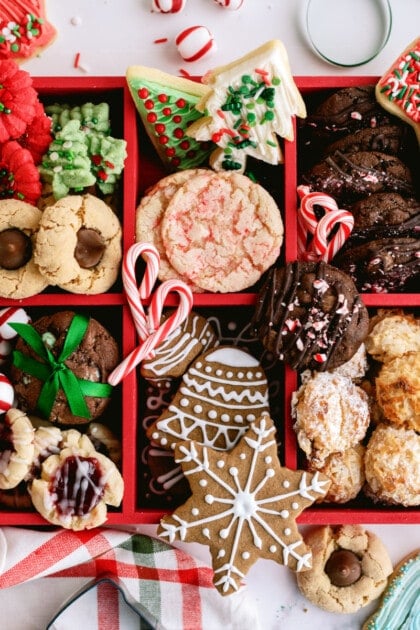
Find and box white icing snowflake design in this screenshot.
[158,414,330,595]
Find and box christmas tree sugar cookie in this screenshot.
[187,39,307,172]
[159,413,330,596]
[126,65,214,171]
[376,37,420,145]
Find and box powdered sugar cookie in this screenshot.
[161,171,283,292]
[34,193,122,294]
[0,199,49,298]
[136,169,209,290]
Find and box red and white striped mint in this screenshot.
[175,25,216,62]
[151,0,186,12]
[0,373,14,414]
[0,338,12,365]
[213,0,244,9]
[0,307,30,340]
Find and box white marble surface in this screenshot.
[1,1,419,628]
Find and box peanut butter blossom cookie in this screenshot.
[159,414,330,596]
[296,525,393,614]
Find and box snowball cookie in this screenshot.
[375,351,420,431]
[364,423,420,507]
[34,193,122,294]
[296,525,393,614]
[366,312,420,363]
[0,199,49,298]
[292,372,370,465]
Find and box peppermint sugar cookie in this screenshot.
[161,170,283,292]
[159,414,330,596]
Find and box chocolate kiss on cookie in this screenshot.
[146,345,270,451]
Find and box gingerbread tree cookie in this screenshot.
[187,39,307,173]
[158,413,330,596]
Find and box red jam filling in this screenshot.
[51,455,105,517]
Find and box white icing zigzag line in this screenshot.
[160,417,328,593]
[182,373,268,403]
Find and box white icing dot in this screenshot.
[269,545,277,553]
[221,413,230,423]
[205,366,212,373]
[199,479,207,487]
[193,404,203,413]
[205,494,214,504]
[217,460,225,468]
[203,528,210,538]
[234,414,243,424]
[201,339,207,345]
[256,371,263,378]
[208,410,217,419]
[226,371,233,378]
[191,507,199,516]
[160,437,167,446]
[220,528,229,539]
[152,432,159,440]
[242,551,250,560]
[284,528,291,536]
[265,456,272,464]
[217,549,226,558]
[246,371,253,379]
[180,398,189,407]
[216,369,223,376]
[196,362,202,369]
[229,467,238,476]
[246,414,256,421]
[292,502,299,510]
[266,468,275,478]
[237,372,244,378]
[283,480,290,488]
[280,510,289,518]
[239,453,246,460]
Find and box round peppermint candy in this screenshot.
[0,307,30,340]
[214,0,244,9]
[175,25,216,62]
[0,373,14,413]
[152,0,186,13]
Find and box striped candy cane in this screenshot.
[122,242,160,341]
[296,186,354,262]
[108,279,193,386]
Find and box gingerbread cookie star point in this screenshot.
[158,413,330,596]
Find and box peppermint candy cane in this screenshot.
[108,279,193,386]
[123,242,160,341]
[296,186,354,262]
[312,210,354,262]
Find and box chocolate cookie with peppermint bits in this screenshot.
[251,261,369,371]
[301,150,415,204]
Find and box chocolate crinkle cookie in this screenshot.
[251,261,369,371]
[301,150,415,204]
[348,192,420,232]
[323,124,411,158]
[10,310,119,426]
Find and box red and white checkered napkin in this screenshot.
[0,526,260,630]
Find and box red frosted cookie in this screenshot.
[0,1,57,63]
[161,171,284,292]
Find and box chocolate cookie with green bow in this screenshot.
[10,310,118,425]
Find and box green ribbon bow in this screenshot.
[11,314,113,420]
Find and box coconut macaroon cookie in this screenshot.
[161,170,284,292]
[0,199,49,298]
[34,193,122,294]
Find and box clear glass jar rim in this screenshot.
[305,0,393,67]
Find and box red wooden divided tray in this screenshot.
[0,76,417,527]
